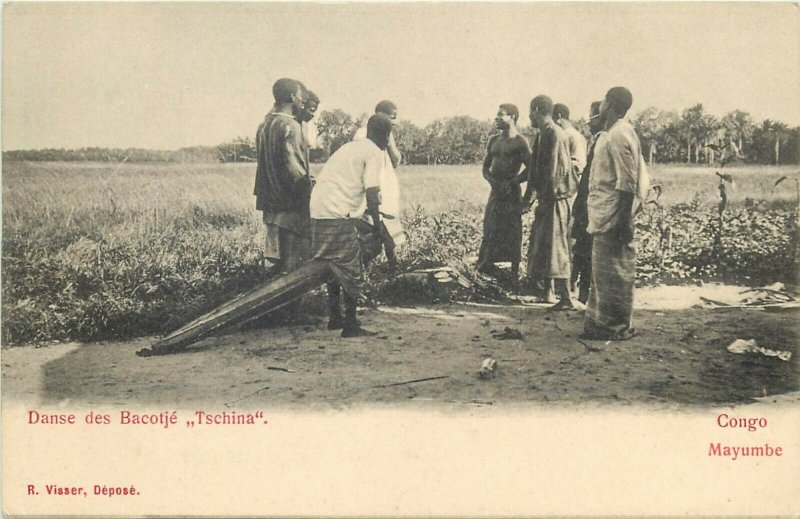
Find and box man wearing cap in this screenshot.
[254,78,311,274]
[583,86,649,340]
[310,114,393,337]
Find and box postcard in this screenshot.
[2,2,799,517]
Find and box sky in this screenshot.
[3,2,799,150]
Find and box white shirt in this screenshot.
[353,127,400,217]
[310,139,384,219]
[564,125,588,173]
[587,119,648,234]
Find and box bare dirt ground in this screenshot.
[2,285,798,410]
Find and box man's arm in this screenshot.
[283,124,311,202]
[363,150,384,230]
[523,139,538,203]
[514,139,533,184]
[614,191,635,243]
[482,137,499,190]
[386,132,401,168]
[575,134,588,173]
[254,124,265,197]
[366,187,382,231]
[608,132,639,243]
[569,133,587,175]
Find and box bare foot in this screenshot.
[327,316,344,330]
[537,289,556,304]
[549,298,578,311]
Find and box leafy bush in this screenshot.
[4,198,795,346]
[636,200,797,284]
[363,199,797,305]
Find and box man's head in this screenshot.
[553,103,570,122]
[366,113,393,150]
[588,101,604,134]
[529,95,554,128]
[272,78,304,108]
[601,86,633,121]
[297,90,320,123]
[374,100,398,122]
[495,104,519,130]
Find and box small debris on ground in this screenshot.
[701,283,797,308]
[491,327,524,340]
[726,338,792,361]
[478,358,497,379]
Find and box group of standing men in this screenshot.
[254,78,648,342]
[478,87,648,341]
[254,78,403,337]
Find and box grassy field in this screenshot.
[398,163,800,211]
[2,161,798,346]
[4,162,799,235]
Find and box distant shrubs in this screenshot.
[3,147,222,163]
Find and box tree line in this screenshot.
[632,105,800,166]
[2,146,223,163]
[315,104,799,166]
[4,104,799,165]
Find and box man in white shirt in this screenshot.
[353,100,404,267]
[310,114,393,337]
[582,86,648,341]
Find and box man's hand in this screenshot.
[614,191,636,244]
[615,221,634,244]
[293,176,312,202]
[522,190,534,209]
[387,133,401,168]
[365,186,382,234]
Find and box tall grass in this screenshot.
[2,161,798,346]
[3,162,267,345]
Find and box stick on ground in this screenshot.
[372,376,449,388]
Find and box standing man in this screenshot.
[583,87,649,341]
[354,100,404,268]
[476,104,531,292]
[524,95,578,309]
[310,114,393,337]
[553,103,588,178]
[571,101,604,303]
[254,78,311,274]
